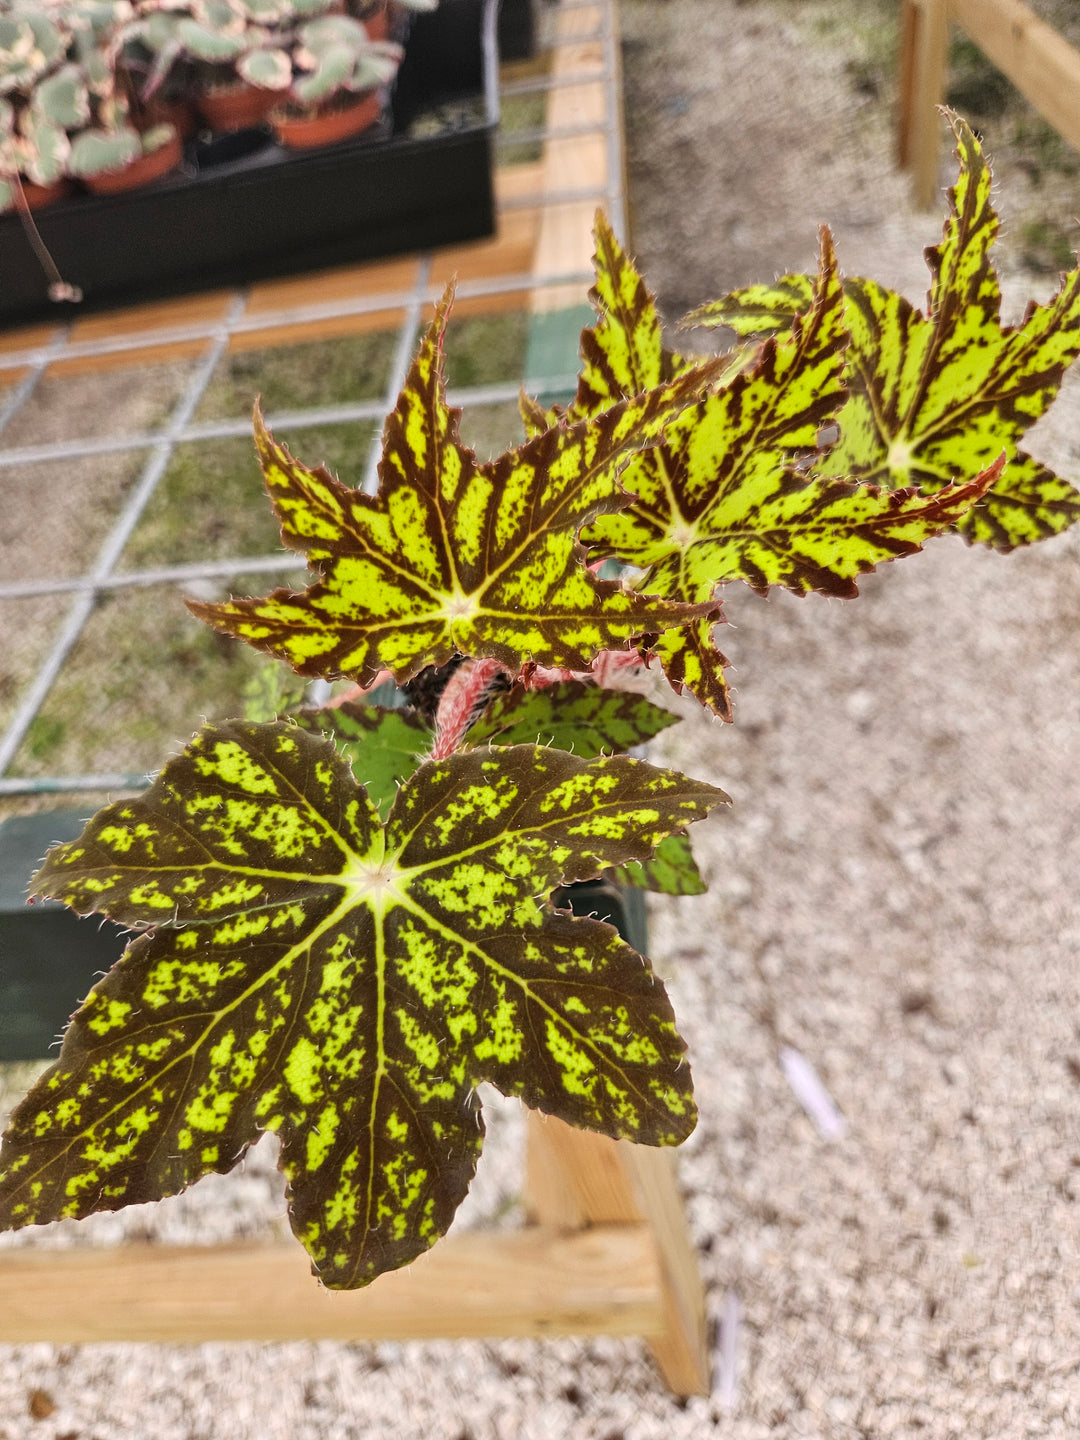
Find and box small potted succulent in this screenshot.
[120,0,329,133]
[347,0,437,44]
[271,12,402,149]
[0,0,181,210]
[0,0,75,207]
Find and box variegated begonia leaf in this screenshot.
[608,833,704,896]
[293,701,432,818]
[0,720,727,1288]
[463,678,678,756]
[576,217,1003,717]
[242,659,307,722]
[190,287,723,687]
[298,682,700,889]
[685,116,1080,550]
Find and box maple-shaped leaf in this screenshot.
[686,116,1080,550]
[189,288,723,687]
[572,227,844,714]
[0,720,727,1289]
[579,220,1002,722]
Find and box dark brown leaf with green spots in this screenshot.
[686,116,1080,550]
[0,720,727,1288]
[464,680,679,757]
[189,287,724,686]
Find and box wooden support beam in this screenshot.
[524,1113,711,1397]
[897,0,950,210]
[950,0,1080,154]
[0,1224,663,1346]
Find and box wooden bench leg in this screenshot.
[524,1111,711,1396]
[897,0,950,209]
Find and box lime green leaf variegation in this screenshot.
[189,287,723,686]
[0,721,727,1289]
[648,617,734,722]
[683,272,815,339]
[687,117,1080,550]
[577,227,848,714]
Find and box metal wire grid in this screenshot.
[0,0,626,796]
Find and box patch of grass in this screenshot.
[945,35,1014,120]
[273,421,379,490]
[498,91,546,165]
[12,575,305,778]
[0,361,197,449]
[1018,219,1077,275]
[442,311,529,391]
[0,596,65,734]
[121,437,283,569]
[195,330,399,422]
[2,451,148,584]
[1010,115,1080,184]
[23,715,66,761]
[120,422,378,570]
[456,400,525,461]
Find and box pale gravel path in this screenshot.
[3,0,1080,1435]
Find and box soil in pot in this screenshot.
[272,88,384,150]
[85,132,184,197]
[196,82,280,133]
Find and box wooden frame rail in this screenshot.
[898,0,1080,207]
[0,1117,711,1396]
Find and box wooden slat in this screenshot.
[0,1224,662,1345]
[908,0,950,210]
[49,339,212,377]
[897,0,920,169]
[227,306,408,354]
[531,4,609,311]
[0,324,55,359]
[244,255,421,318]
[950,0,1080,153]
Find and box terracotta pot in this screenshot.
[135,96,198,142]
[272,89,382,150]
[359,1,390,40]
[85,132,184,196]
[196,81,279,133]
[19,177,73,210]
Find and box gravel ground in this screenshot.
[3,0,1080,1436]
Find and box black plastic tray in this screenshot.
[0,0,500,330]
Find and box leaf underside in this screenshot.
[686,115,1080,551]
[190,287,723,687]
[0,721,727,1289]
